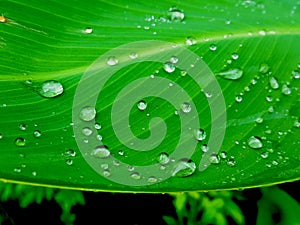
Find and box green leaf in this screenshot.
[0,0,299,192]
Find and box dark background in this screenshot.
[0,181,299,225]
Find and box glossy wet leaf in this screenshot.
[0,0,299,192]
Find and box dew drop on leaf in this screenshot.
[129,52,138,59]
[227,157,236,167]
[260,151,269,159]
[259,63,270,74]
[33,130,41,138]
[235,95,243,103]
[209,153,220,164]
[0,133,3,140]
[220,151,227,159]
[38,80,64,98]
[170,56,179,64]
[186,36,197,46]
[66,159,73,166]
[15,137,26,147]
[79,106,96,122]
[248,136,263,149]
[137,100,147,111]
[209,44,217,51]
[194,128,206,141]
[163,62,175,73]
[201,144,209,153]
[107,56,118,66]
[84,27,93,34]
[169,7,185,22]
[269,77,279,89]
[292,70,300,79]
[281,84,291,95]
[217,68,243,80]
[65,149,76,157]
[180,102,191,113]
[157,152,170,165]
[82,127,93,136]
[92,145,110,158]
[147,176,158,183]
[231,53,239,60]
[172,159,196,178]
[130,172,141,180]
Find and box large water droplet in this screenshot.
[38,81,64,98]
[248,136,263,149]
[157,152,170,165]
[15,137,26,147]
[217,68,243,80]
[137,100,147,111]
[79,106,96,121]
[107,56,118,66]
[92,145,110,158]
[194,128,207,141]
[169,7,185,22]
[269,77,279,89]
[180,102,191,113]
[172,159,196,177]
[163,62,175,73]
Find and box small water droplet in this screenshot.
[38,80,63,98]
[220,151,227,159]
[180,102,191,113]
[147,176,158,183]
[266,96,273,102]
[194,128,206,141]
[180,70,187,76]
[14,168,22,173]
[129,52,138,59]
[65,149,76,157]
[18,123,27,131]
[82,127,93,136]
[172,159,196,177]
[235,95,243,103]
[107,56,118,66]
[231,53,239,60]
[32,171,37,176]
[103,170,111,177]
[15,137,26,147]
[92,145,110,158]
[227,157,236,167]
[130,172,141,180]
[79,106,96,121]
[170,56,179,64]
[269,77,279,89]
[255,117,264,124]
[0,133,3,140]
[118,150,124,156]
[272,160,278,166]
[294,119,300,128]
[137,100,147,111]
[84,27,93,34]
[292,70,300,79]
[163,62,175,73]
[33,130,41,138]
[186,36,197,46]
[217,68,243,80]
[281,84,291,95]
[169,7,185,22]
[209,44,217,51]
[259,63,270,74]
[248,136,263,149]
[260,151,269,159]
[66,159,73,165]
[157,152,170,165]
[94,123,102,130]
[209,153,220,164]
[201,144,209,153]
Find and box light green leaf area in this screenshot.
[0,0,299,192]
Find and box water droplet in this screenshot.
[227,157,236,167]
[209,154,220,164]
[231,53,239,60]
[157,152,170,165]
[181,70,187,76]
[118,150,124,156]
[292,70,300,79]
[0,133,3,140]
[65,149,76,157]
[79,106,96,121]
[194,129,206,142]
[92,145,110,158]
[260,152,269,159]
[137,100,147,111]
[147,176,158,183]
[269,77,279,89]
[84,27,93,34]
[255,117,264,124]
[107,56,118,66]
[15,137,25,147]
[103,170,110,177]
[201,144,209,153]
[180,102,191,113]
[82,127,93,136]
[272,160,278,166]
[66,159,73,165]
[205,92,212,98]
[33,130,41,138]
[18,123,27,131]
[259,63,270,74]
[235,95,243,103]
[96,134,103,141]
[172,159,196,177]
[130,172,141,180]
[129,52,138,59]
[169,7,185,22]
[209,44,217,51]
[32,171,37,176]
[294,119,300,128]
[0,16,7,23]
[94,123,102,130]
[248,136,263,149]
[14,168,22,173]
[186,36,197,46]
[163,62,175,73]
[170,56,179,64]
[217,68,243,80]
[281,84,291,95]
[266,96,273,102]
[38,80,63,98]
[220,151,227,159]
